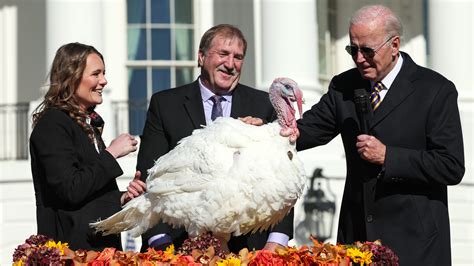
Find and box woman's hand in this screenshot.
[105,133,138,159]
[121,171,147,205]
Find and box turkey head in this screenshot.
[269,77,303,141]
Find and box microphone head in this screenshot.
[354,88,371,134]
[354,88,368,98]
[354,88,370,115]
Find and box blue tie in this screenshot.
[210,95,223,121]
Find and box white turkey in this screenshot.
[91,77,306,248]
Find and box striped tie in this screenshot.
[371,82,384,110]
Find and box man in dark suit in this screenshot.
[289,5,464,265]
[136,24,293,253]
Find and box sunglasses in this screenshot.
[345,36,395,58]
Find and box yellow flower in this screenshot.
[43,240,69,255]
[164,244,175,255]
[346,247,373,266]
[217,256,241,266]
[13,259,23,266]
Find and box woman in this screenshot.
[30,42,146,250]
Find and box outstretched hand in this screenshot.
[106,133,138,158]
[263,242,285,253]
[239,116,264,126]
[239,116,299,144]
[121,171,147,205]
[280,127,299,144]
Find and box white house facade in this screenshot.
[0,0,472,264]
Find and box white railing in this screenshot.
[0,103,29,160]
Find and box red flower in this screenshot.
[90,260,105,266]
[177,255,196,263]
[249,250,284,266]
[95,247,116,261]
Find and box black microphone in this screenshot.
[354,88,370,134]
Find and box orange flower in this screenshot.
[90,260,105,266]
[249,249,284,266]
[95,247,116,261]
[177,255,196,263]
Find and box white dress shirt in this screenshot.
[371,53,404,100]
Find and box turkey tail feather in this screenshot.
[90,194,152,237]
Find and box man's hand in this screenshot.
[263,242,285,253]
[356,134,386,165]
[280,127,299,144]
[239,116,264,126]
[121,171,147,205]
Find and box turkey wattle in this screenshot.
[91,77,306,244]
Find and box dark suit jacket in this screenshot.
[296,52,464,265]
[136,80,294,253]
[30,108,124,250]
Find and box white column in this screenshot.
[196,0,214,38]
[254,0,321,97]
[428,0,473,179]
[428,0,473,101]
[46,0,118,142]
[429,1,474,265]
[0,5,17,104]
[101,0,128,101]
[98,0,128,141]
[195,0,214,78]
[0,5,18,158]
[46,0,105,68]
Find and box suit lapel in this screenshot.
[230,84,246,119]
[183,81,206,128]
[369,53,418,130]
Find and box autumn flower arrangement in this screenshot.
[12,234,68,266]
[346,240,399,265]
[12,234,398,265]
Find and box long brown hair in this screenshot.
[32,42,104,142]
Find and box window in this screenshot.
[126,0,196,135]
[316,0,336,89]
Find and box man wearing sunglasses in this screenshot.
[286,5,464,265]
